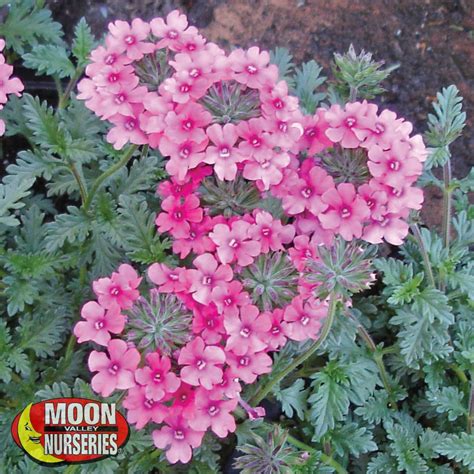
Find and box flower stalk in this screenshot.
[249,294,339,406]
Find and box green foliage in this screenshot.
[331,44,398,101]
[425,85,466,169]
[23,44,75,78]
[0,0,63,54]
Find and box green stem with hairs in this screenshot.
[467,372,474,434]
[83,144,138,211]
[442,158,453,250]
[411,223,436,288]
[249,295,339,406]
[58,68,83,109]
[286,433,348,474]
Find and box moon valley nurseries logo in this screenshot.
[11,398,129,466]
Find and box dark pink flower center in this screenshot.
[345,117,356,127]
[115,93,126,104]
[124,35,136,45]
[271,326,280,334]
[108,73,119,83]
[196,359,207,370]
[250,137,261,147]
[208,405,219,416]
[375,123,385,134]
[239,357,250,366]
[278,121,288,132]
[261,227,271,237]
[183,119,193,130]
[174,211,183,220]
[124,118,136,131]
[341,207,351,218]
[104,54,116,65]
[246,64,258,74]
[228,238,239,249]
[273,98,284,109]
[110,286,121,296]
[169,273,179,281]
[224,297,233,306]
[189,68,200,78]
[240,327,251,338]
[207,319,214,328]
[153,373,162,382]
[180,84,190,93]
[180,145,191,158]
[109,364,119,375]
[260,159,270,169]
[167,30,178,39]
[304,249,312,258]
[389,159,400,171]
[300,315,310,326]
[305,127,316,138]
[301,187,312,198]
[174,430,185,440]
[366,199,374,209]
[144,398,155,409]
[202,276,213,285]
[95,320,104,330]
[219,146,230,158]
[189,231,196,239]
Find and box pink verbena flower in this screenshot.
[135,352,181,401]
[319,183,370,240]
[282,164,335,216]
[263,308,287,350]
[153,413,205,464]
[211,280,250,318]
[248,210,295,253]
[148,263,186,293]
[170,383,196,419]
[192,304,225,344]
[92,263,141,309]
[155,194,203,239]
[107,19,154,60]
[204,123,244,180]
[172,216,216,258]
[151,10,190,50]
[0,62,24,103]
[187,253,233,305]
[363,210,410,246]
[123,385,168,429]
[159,136,208,181]
[74,301,126,346]
[368,141,423,188]
[210,221,261,266]
[325,101,377,148]
[242,151,290,190]
[165,103,211,142]
[178,336,225,389]
[282,296,326,342]
[225,348,272,384]
[107,109,148,150]
[88,339,139,397]
[229,46,272,89]
[224,304,271,355]
[188,388,238,438]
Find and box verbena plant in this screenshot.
[0,2,472,473]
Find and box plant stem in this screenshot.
[249,295,339,406]
[442,158,452,250]
[83,144,138,211]
[467,374,474,434]
[58,68,83,109]
[411,223,436,287]
[68,161,87,204]
[348,311,394,402]
[450,364,468,385]
[286,433,348,474]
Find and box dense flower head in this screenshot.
[75,9,427,466]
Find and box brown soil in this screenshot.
[46,0,474,227]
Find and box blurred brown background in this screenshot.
[46,0,474,224]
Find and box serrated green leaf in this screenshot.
[274,378,309,420]
[23,45,75,78]
[0,177,35,227]
[330,422,377,457]
[72,18,95,67]
[436,433,474,470]
[426,386,467,421]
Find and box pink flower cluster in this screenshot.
[0,39,24,136]
[75,10,427,465]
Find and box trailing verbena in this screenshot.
[0,2,472,473]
